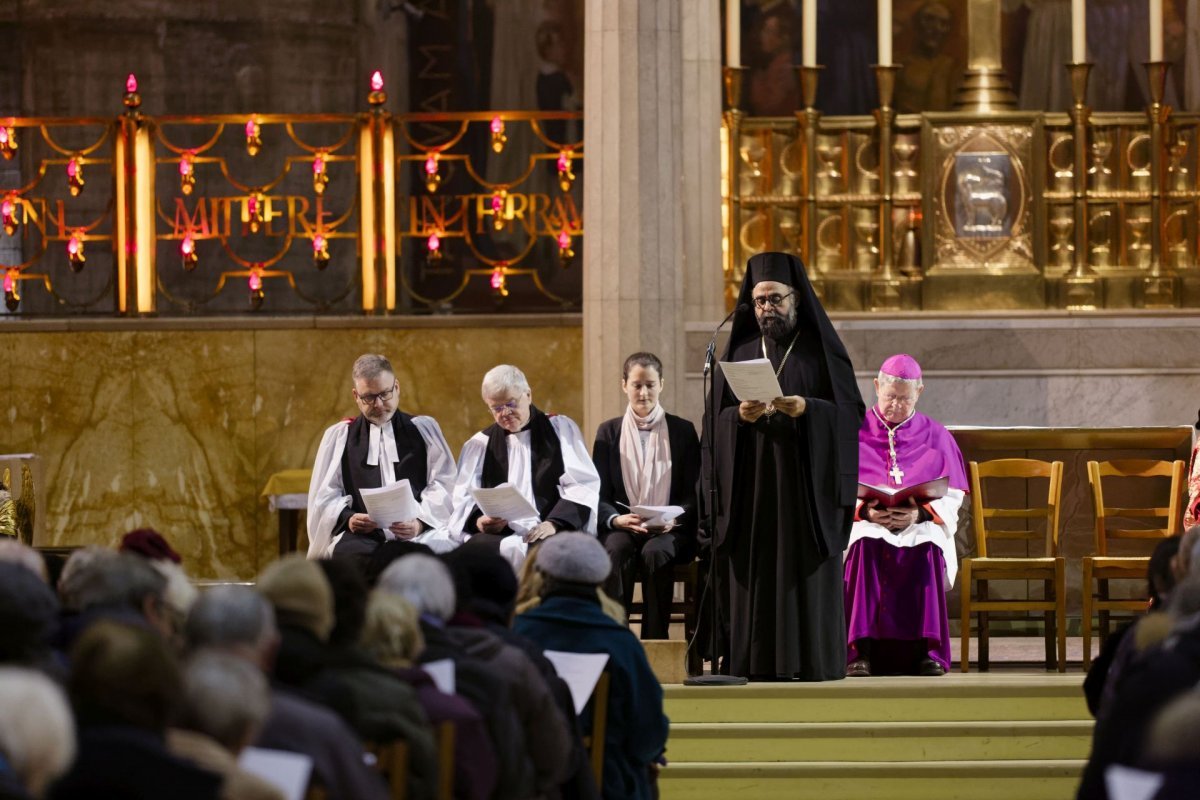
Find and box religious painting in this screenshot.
[952,152,1014,238]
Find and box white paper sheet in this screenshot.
[470,483,540,521]
[543,650,610,716]
[718,358,784,403]
[1105,765,1164,800]
[239,747,313,800]
[358,480,421,528]
[422,658,456,695]
[631,504,685,529]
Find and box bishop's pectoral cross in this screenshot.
[889,463,905,484]
[886,428,904,485]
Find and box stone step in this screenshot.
[657,759,1087,800]
[664,674,1090,723]
[667,720,1093,762]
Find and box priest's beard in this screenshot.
[757,305,798,342]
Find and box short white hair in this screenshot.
[481,364,530,400]
[0,540,47,582]
[376,554,457,621]
[876,371,923,390]
[176,651,271,753]
[0,667,76,797]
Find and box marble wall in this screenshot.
[2,317,582,578]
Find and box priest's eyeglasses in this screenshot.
[356,383,397,406]
[752,291,795,309]
[489,400,521,415]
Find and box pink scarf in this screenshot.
[619,403,672,508]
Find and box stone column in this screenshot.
[583,0,723,435]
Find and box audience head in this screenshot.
[0,667,76,798]
[1167,571,1200,620]
[481,364,533,433]
[119,527,182,564]
[361,592,425,667]
[443,548,518,623]
[184,585,279,670]
[57,550,170,636]
[317,558,370,648]
[176,651,271,754]
[0,539,47,582]
[377,554,457,622]
[536,532,612,591]
[1173,525,1200,581]
[1145,689,1200,767]
[0,562,60,669]
[351,353,399,426]
[622,352,664,417]
[1149,535,1183,610]
[364,539,434,587]
[57,546,115,612]
[256,555,334,642]
[68,620,181,735]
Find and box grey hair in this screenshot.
[185,585,277,652]
[60,551,166,614]
[353,353,394,382]
[876,371,923,390]
[57,546,114,610]
[0,540,47,582]
[481,364,530,400]
[376,554,457,621]
[0,667,76,797]
[176,651,270,753]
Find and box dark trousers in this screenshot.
[600,530,691,639]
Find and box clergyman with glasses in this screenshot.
[306,353,458,560]
[446,364,600,573]
[707,252,864,681]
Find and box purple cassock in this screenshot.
[844,354,969,674]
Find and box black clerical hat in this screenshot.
[747,251,796,287]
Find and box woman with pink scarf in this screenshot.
[591,352,700,639]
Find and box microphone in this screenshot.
[703,303,749,377]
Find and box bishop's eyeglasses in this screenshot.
[356,383,398,406]
[752,291,795,309]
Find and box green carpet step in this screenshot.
[664,675,1089,723]
[667,720,1093,762]
[657,759,1087,800]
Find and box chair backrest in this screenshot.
[436,721,455,800]
[969,458,1064,558]
[581,671,611,790]
[1087,459,1186,556]
[367,739,410,800]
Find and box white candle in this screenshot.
[727,0,741,68]
[803,0,817,67]
[1149,0,1163,61]
[1071,0,1086,62]
[878,0,892,66]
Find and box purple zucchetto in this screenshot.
[879,354,922,381]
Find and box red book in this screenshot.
[857,476,949,508]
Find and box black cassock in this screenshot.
[707,252,863,681]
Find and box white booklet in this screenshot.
[718,358,783,403]
[470,482,540,521]
[1105,765,1163,800]
[630,504,685,529]
[239,748,313,800]
[359,479,421,528]
[421,658,456,695]
[543,650,610,715]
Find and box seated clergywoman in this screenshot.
[591,352,699,639]
[844,354,968,677]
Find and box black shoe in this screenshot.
[846,659,871,677]
[918,658,945,676]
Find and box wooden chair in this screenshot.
[581,672,611,789]
[367,739,410,800]
[435,721,455,800]
[628,560,700,675]
[961,458,1066,672]
[1082,458,1186,669]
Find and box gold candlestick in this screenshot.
[796,66,823,272]
[870,65,902,310]
[1142,61,1178,307]
[723,66,746,112]
[1062,62,1102,309]
[724,66,747,283]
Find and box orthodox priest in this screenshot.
[307,354,458,559]
[709,252,864,681]
[845,354,968,677]
[447,364,600,572]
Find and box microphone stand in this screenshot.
[685,304,749,686]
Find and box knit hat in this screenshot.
[256,555,334,642]
[120,528,182,564]
[536,533,611,585]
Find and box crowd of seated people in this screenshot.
[0,527,668,800]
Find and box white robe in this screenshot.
[844,488,965,590]
[447,415,600,572]
[306,415,458,559]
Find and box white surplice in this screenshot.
[447,415,600,572]
[844,488,965,590]
[306,415,458,558]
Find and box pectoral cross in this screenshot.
[889,463,905,484]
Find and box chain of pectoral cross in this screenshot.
[872,407,912,485]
